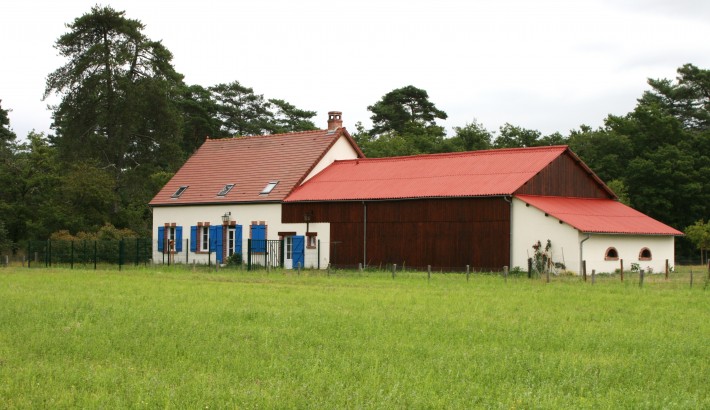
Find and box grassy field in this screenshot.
[0,266,708,408]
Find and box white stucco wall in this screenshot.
[152,204,330,268]
[581,234,675,274]
[303,134,360,182]
[511,198,676,275]
[511,198,580,272]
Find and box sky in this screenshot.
[2,0,710,140]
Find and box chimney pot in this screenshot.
[327,111,343,131]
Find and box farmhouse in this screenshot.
[151,111,681,274]
[282,145,682,274]
[149,112,363,268]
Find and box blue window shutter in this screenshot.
[293,236,305,268]
[251,225,266,253]
[236,225,243,255]
[157,226,165,252]
[190,226,197,252]
[175,226,183,252]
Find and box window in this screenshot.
[200,226,209,251]
[158,225,183,252]
[261,181,278,195]
[217,184,234,196]
[171,186,188,198]
[639,248,652,261]
[604,247,619,261]
[285,236,293,259]
[307,233,317,249]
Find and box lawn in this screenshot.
[0,266,708,408]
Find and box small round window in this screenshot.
[605,247,619,260]
[639,248,652,261]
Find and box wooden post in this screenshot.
[466,265,470,282]
[620,259,624,282]
[639,269,644,287]
[690,268,693,288]
[428,265,431,282]
[327,263,331,277]
[546,267,550,283]
[591,269,595,285]
[665,259,669,280]
[392,264,396,279]
[504,266,508,282]
[297,261,301,275]
[582,260,587,282]
[358,262,362,272]
[527,258,532,278]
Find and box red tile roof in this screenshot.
[285,146,569,201]
[516,195,682,235]
[150,128,363,206]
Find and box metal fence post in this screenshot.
[94,240,97,270]
[27,241,31,268]
[247,239,251,271]
[70,240,74,269]
[466,265,470,282]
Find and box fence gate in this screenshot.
[247,239,283,270]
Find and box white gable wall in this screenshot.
[511,198,675,275]
[303,135,360,182]
[152,203,330,268]
[511,197,580,272]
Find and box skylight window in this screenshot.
[217,184,235,196]
[171,186,188,198]
[261,181,279,195]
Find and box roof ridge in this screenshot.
[331,145,568,164]
[206,129,328,142]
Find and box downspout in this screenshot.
[579,233,591,275]
[503,196,513,269]
[363,201,367,269]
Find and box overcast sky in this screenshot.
[2,0,710,140]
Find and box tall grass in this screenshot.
[0,267,707,408]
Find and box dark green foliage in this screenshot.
[359,85,448,157]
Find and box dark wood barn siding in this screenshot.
[284,198,510,270]
[515,152,612,198]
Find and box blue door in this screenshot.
[292,235,305,268]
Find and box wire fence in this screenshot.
[23,239,152,270]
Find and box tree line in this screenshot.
[0,5,708,262]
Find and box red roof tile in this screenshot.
[516,195,682,235]
[150,128,363,206]
[285,146,568,201]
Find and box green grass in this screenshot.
[0,267,708,408]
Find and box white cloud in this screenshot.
[1,0,709,139]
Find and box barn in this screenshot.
[282,145,682,274]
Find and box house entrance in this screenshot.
[284,235,305,269]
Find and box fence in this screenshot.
[26,239,152,270]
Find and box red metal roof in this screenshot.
[285,146,569,201]
[150,128,363,206]
[516,195,682,235]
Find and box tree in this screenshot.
[368,85,448,135]
[685,220,710,265]
[446,120,492,152]
[44,6,185,184]
[363,85,448,157]
[210,81,272,137]
[0,100,16,150]
[267,99,317,134]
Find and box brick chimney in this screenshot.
[327,111,343,131]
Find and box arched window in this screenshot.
[639,247,652,261]
[605,247,619,261]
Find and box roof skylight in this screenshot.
[217,184,235,196]
[261,181,279,195]
[171,186,188,198]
